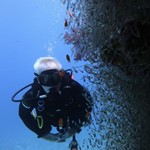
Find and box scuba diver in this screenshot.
[12,57,93,149]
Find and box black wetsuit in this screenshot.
[19,78,92,138]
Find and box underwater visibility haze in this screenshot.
[1,0,150,149]
[0,0,91,150]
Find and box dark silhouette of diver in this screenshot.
[12,57,93,149]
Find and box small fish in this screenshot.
[64,19,68,27]
[67,10,76,20]
[73,67,78,73]
[67,10,73,17]
[66,54,71,62]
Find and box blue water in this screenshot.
[0,0,92,149]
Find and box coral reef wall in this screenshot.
[62,0,150,149]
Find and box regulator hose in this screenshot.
[11,83,33,102]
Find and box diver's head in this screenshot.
[34,56,62,93]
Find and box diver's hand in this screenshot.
[42,133,66,142]
[42,133,62,142]
[42,128,77,142]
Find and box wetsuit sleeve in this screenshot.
[19,79,51,137]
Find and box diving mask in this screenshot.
[35,69,62,86]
